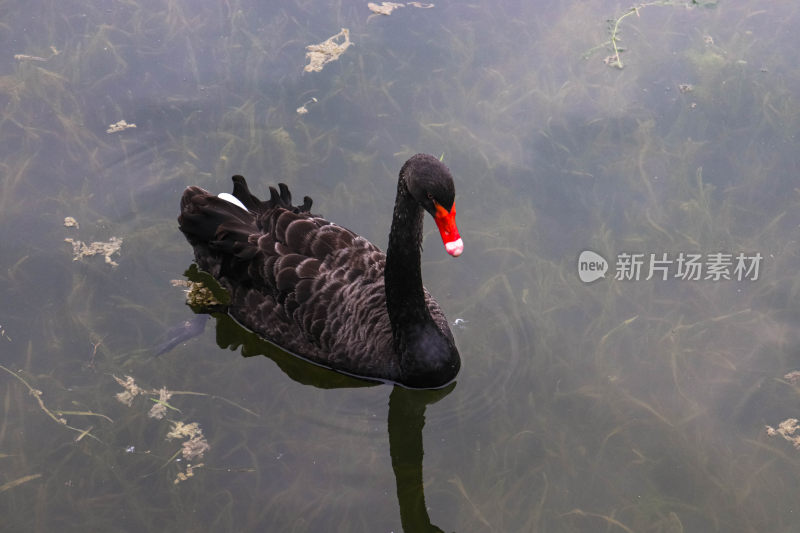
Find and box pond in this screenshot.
[1,1,799,531]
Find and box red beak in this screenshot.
[433,202,463,257]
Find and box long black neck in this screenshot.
[384,174,460,388]
[385,177,430,338]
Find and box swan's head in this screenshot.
[402,154,463,257]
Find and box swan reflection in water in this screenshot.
[204,307,451,533]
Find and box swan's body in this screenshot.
[178,154,462,388]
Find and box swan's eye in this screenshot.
[427,192,433,200]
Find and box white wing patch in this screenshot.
[217,192,249,212]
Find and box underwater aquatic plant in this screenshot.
[591,0,719,68]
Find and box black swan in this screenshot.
[178,154,463,388]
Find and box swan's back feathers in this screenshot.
[179,175,442,383]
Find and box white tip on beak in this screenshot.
[444,238,463,257]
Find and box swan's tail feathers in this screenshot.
[231,175,263,212]
[297,195,313,213]
[231,175,313,215]
[178,186,258,260]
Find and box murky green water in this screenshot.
[2,1,800,531]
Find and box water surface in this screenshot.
[2,1,800,531]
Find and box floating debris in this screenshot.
[148,388,174,420]
[452,317,468,329]
[179,265,231,310]
[173,277,223,308]
[106,119,136,134]
[166,420,200,440]
[64,236,122,267]
[368,2,433,15]
[63,216,79,229]
[304,28,352,73]
[296,97,318,115]
[114,375,145,406]
[0,324,10,342]
[174,462,204,485]
[167,421,210,461]
[368,2,404,15]
[112,374,237,485]
[703,34,714,46]
[766,418,800,449]
[185,281,222,308]
[784,370,800,385]
[678,83,694,94]
[181,435,210,461]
